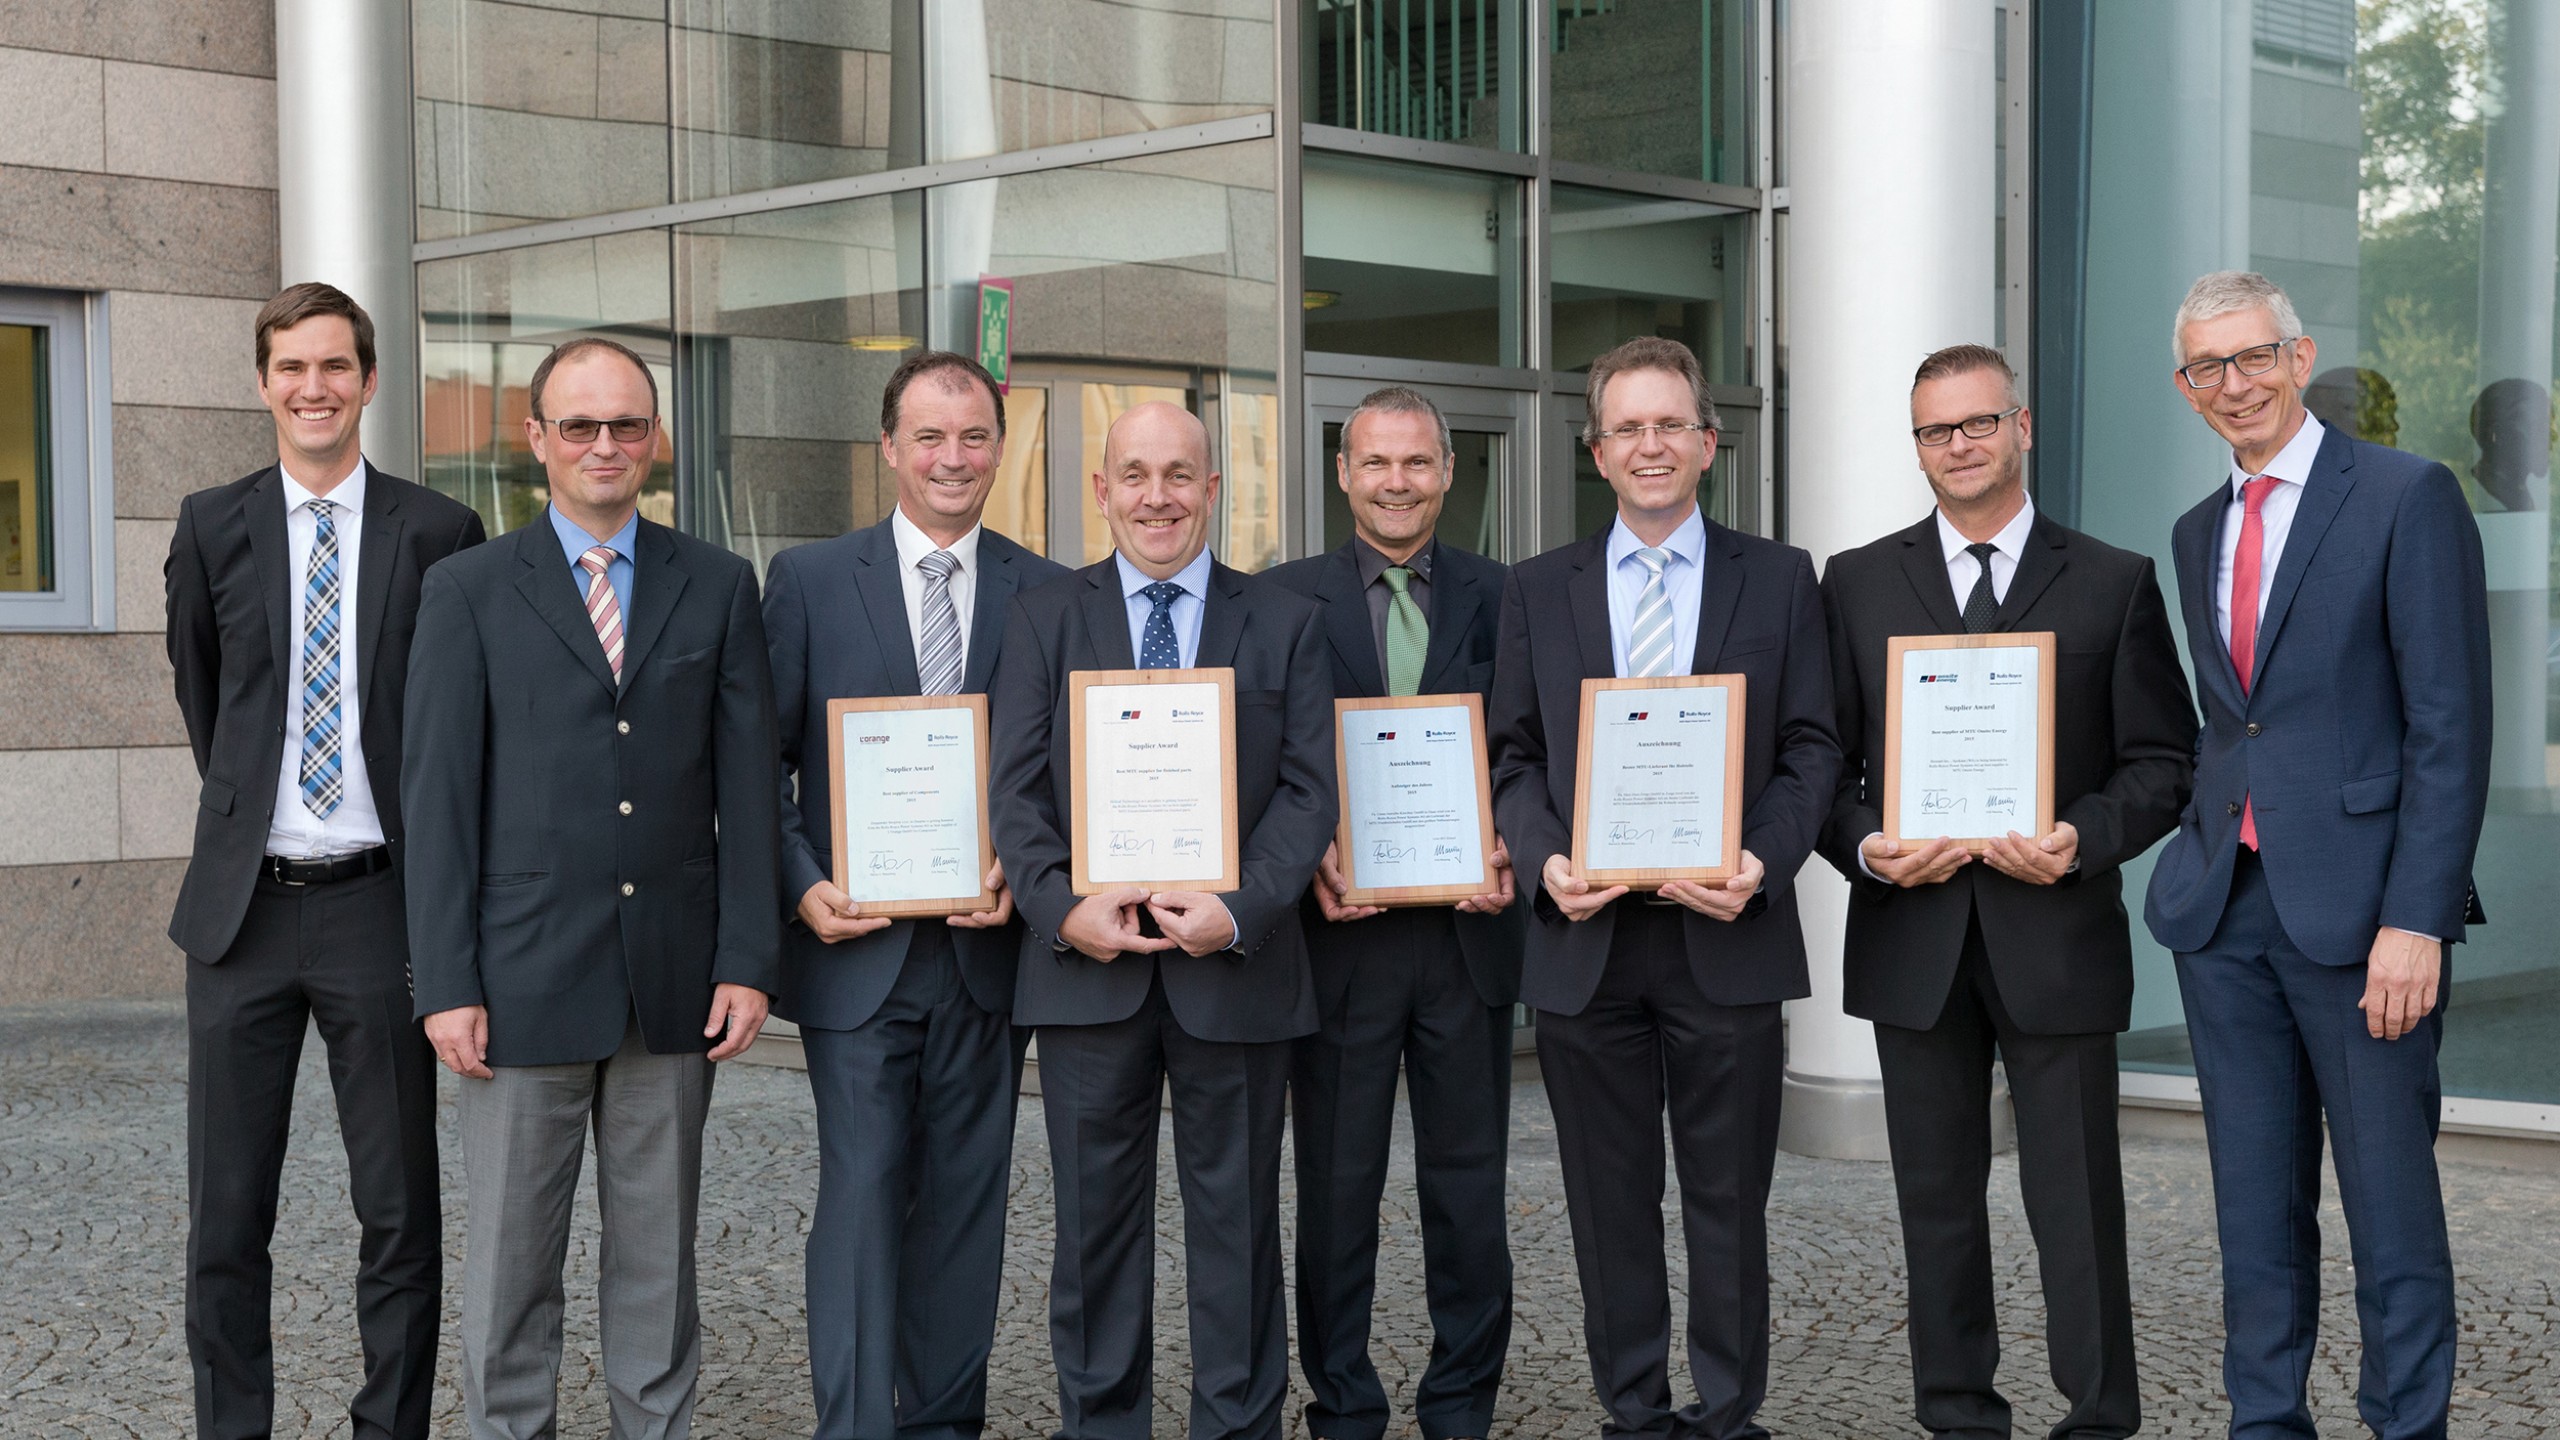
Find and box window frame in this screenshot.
[0,287,112,632]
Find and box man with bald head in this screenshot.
[991,400,1337,1440]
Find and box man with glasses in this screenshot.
[762,350,1065,1438]
[1815,344,2192,1439]
[2145,271,2490,1438]
[1488,336,1839,1440]
[405,337,782,1438]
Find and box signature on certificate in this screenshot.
[929,853,963,874]
[1918,790,1966,816]
[1983,794,2018,817]
[1172,835,1204,857]
[867,851,913,876]
[1671,825,1702,846]
[1107,832,1155,856]
[1432,841,1465,862]
[1370,839,1416,863]
[1607,820,1655,845]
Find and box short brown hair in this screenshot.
[879,350,1008,442]
[1582,336,1718,442]
[1910,343,2019,402]
[528,337,659,421]
[1341,385,1451,462]
[255,282,376,378]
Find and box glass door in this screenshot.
[1554,390,1761,544]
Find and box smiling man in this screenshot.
[2145,271,2491,1439]
[1816,344,2192,1439]
[989,400,1336,1440]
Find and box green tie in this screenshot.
[1382,565,1429,697]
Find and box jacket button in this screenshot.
[621,882,635,896]
[618,800,633,815]
[2226,801,2241,816]
[617,720,631,735]
[2245,722,2262,737]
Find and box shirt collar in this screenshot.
[890,505,981,577]
[2229,413,2327,498]
[1353,533,1435,590]
[549,504,639,565]
[278,459,369,516]
[1116,546,1215,602]
[1934,495,2037,567]
[1606,502,1707,572]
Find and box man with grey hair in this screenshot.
[1264,386,1522,1440]
[2145,270,2490,1438]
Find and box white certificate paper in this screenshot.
[1896,644,2042,831]
[836,705,984,903]
[1081,681,1227,885]
[1341,706,1486,891]
[1582,686,1731,870]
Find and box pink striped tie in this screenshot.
[580,546,625,681]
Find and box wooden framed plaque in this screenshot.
[1570,673,1748,890]
[1882,631,2057,850]
[1068,667,1241,895]
[826,693,997,918]
[1332,693,1499,907]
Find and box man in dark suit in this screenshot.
[763,350,1067,1438]
[405,337,781,1439]
[2144,272,2491,1439]
[1262,386,1520,1440]
[1817,344,2193,1439]
[1488,337,1840,1440]
[163,283,483,1440]
[990,401,1336,1440]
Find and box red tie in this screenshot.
[2229,476,2280,848]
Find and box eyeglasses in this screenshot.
[2176,339,2295,390]
[544,415,654,445]
[1911,407,2022,447]
[1593,421,1712,445]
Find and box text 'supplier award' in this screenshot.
[1333,694,1498,907]
[827,694,997,917]
[1883,632,2056,850]
[1069,668,1242,895]
[1571,674,1749,890]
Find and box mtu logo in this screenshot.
[1917,674,1959,684]
[1118,709,1142,720]
[1374,731,1396,741]
[1626,711,1650,721]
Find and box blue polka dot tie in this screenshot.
[1139,580,1184,669]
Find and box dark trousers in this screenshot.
[802,925,1020,1440]
[2175,850,2454,1440]
[1037,972,1292,1440]
[184,867,441,1440]
[1292,907,1514,1440]
[1534,902,1783,1440]
[1873,916,2138,1440]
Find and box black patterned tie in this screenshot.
[1961,542,1999,634]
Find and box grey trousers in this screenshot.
[456,1013,714,1440]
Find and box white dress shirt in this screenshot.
[1115,547,1214,667]
[1936,496,2036,611]
[1604,503,1708,677]
[891,506,982,672]
[2214,414,2325,650]
[269,461,387,857]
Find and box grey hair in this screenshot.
[1339,385,1453,463]
[2173,270,2304,362]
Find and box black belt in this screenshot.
[263,846,392,886]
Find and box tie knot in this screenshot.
[1633,545,1670,577]
[918,548,958,581]
[2242,475,2281,513]
[1142,580,1184,607]
[1966,541,1998,563]
[580,545,614,576]
[1381,564,1413,596]
[309,498,335,521]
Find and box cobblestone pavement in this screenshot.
[3,1000,2554,1437]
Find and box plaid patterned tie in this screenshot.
[580,546,626,682]
[915,549,964,695]
[296,500,344,818]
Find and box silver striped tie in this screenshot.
[915,549,964,696]
[1626,546,1677,678]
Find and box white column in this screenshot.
[275,1,420,480]
[1778,0,1996,1160]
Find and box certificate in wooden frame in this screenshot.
[1068,667,1242,895]
[1332,693,1499,907]
[1570,673,1749,890]
[1881,631,2057,850]
[826,693,997,918]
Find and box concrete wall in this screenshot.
[0,2,281,1003]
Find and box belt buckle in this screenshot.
[270,856,307,886]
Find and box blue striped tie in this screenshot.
[1626,546,1677,678]
[297,500,344,818]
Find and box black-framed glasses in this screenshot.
[1592,421,1712,445]
[2176,339,2295,390]
[545,415,655,444]
[1911,407,2021,447]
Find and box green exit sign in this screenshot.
[976,277,1012,393]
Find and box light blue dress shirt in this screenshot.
[551,505,637,619]
[1114,547,1214,667]
[1604,503,1707,677]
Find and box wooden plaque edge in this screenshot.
[1880,631,2058,851]
[825,693,997,919]
[1067,668,1243,896]
[1569,673,1749,890]
[1332,692,1498,908]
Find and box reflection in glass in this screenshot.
[1304,153,1519,367]
[1320,421,1503,559]
[991,384,1050,556]
[1549,0,1751,183]
[1551,186,1751,378]
[931,2,1276,162]
[419,233,677,537]
[0,323,50,593]
[673,3,913,202]
[1304,0,1520,150]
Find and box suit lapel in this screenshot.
[2250,428,2358,691]
[1079,561,1138,669]
[1566,530,1616,679]
[619,520,690,683]
[1419,546,1482,692]
[354,476,402,717]
[1195,561,1248,670]
[1895,514,1970,635]
[2173,486,2242,710]
[1690,520,1747,670]
[854,521,923,694]
[962,533,1020,694]
[513,522,619,696]
[244,469,293,686]
[1315,544,1387,696]
[1990,513,2068,631]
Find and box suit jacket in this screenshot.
[403,515,783,1067]
[163,464,486,962]
[1816,511,2195,1034]
[1261,538,1525,1009]
[1488,516,1842,1015]
[989,555,1336,1043]
[2144,427,2492,965]
[763,518,1069,1030]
